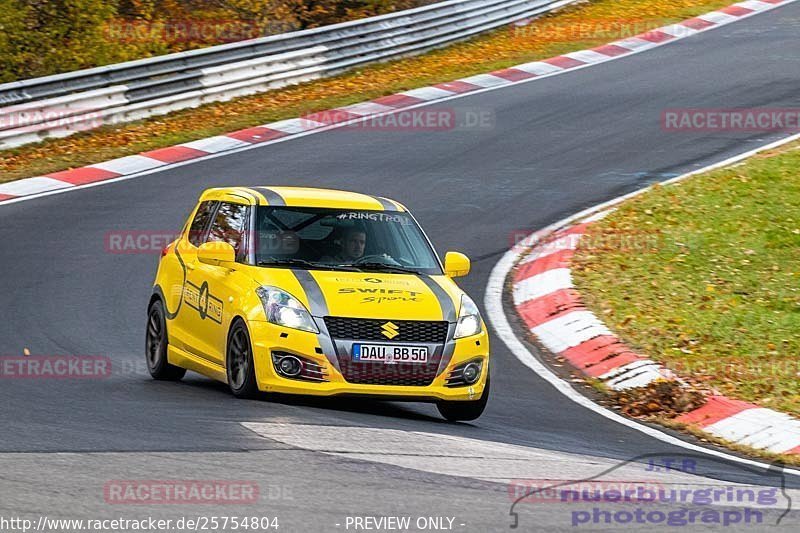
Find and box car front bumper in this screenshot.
[248,320,489,401]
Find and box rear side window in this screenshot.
[188,201,217,246]
[206,202,249,259]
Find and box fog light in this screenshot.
[462,362,481,384]
[278,355,302,377]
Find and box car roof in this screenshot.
[200,186,406,212]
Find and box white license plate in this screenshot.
[352,344,429,364]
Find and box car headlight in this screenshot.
[256,286,319,333]
[453,294,482,339]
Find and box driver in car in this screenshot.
[323,227,367,263]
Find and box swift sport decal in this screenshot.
[360,295,421,304]
[338,287,423,304]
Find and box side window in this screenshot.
[188,201,217,247]
[206,202,249,259]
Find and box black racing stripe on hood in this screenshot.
[290,269,340,371]
[420,276,457,322]
[291,269,328,316]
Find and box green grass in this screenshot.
[572,143,800,416]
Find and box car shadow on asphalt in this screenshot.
[173,374,447,424]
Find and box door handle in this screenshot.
[186,262,196,271]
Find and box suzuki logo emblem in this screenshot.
[381,321,399,339]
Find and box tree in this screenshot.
[0,0,29,82]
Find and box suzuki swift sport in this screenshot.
[146,186,489,421]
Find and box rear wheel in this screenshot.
[226,320,259,399]
[145,299,186,381]
[437,373,490,422]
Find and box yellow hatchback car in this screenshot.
[146,186,489,421]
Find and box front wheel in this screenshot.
[226,320,259,399]
[145,299,186,381]
[436,373,490,422]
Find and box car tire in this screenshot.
[226,319,259,399]
[146,299,186,381]
[436,373,490,422]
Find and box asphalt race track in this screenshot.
[1,4,800,531]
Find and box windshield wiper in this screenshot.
[344,262,422,275]
[257,258,359,271]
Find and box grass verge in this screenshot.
[0,0,732,183]
[572,140,800,417]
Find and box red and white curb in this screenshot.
[0,0,795,204]
[510,206,800,456]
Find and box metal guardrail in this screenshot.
[0,0,576,150]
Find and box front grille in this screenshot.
[324,317,447,386]
[324,317,448,343]
[336,358,442,386]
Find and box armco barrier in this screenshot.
[0,0,576,150]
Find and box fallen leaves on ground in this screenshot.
[608,380,706,418]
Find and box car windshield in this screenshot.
[253,206,442,275]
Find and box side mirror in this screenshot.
[444,251,470,278]
[197,241,236,266]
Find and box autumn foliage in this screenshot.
[0,0,432,83]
